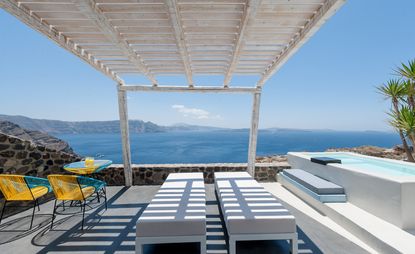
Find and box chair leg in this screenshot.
[81,200,86,230]
[0,200,7,226]
[103,187,107,210]
[229,238,236,254]
[135,239,143,254]
[29,200,36,230]
[36,199,40,212]
[200,238,207,254]
[291,234,298,254]
[50,199,57,230]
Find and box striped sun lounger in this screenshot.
[136,173,206,254]
[214,172,297,254]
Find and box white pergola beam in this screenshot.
[120,85,257,94]
[223,0,261,88]
[247,89,262,176]
[0,0,122,84]
[165,0,194,87]
[72,0,158,86]
[117,86,132,187]
[1,0,346,185]
[256,0,346,87]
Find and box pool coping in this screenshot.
[288,151,415,183]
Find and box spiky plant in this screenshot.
[402,79,415,110]
[379,79,414,161]
[396,59,415,81]
[390,106,415,146]
[377,79,406,107]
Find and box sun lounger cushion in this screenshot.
[214,172,296,235]
[136,173,206,237]
[284,169,344,195]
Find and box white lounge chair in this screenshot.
[136,172,206,254]
[214,172,297,254]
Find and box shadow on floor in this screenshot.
[27,187,325,254]
[53,197,104,216]
[0,214,52,245]
[235,226,322,254]
[206,199,322,254]
[32,187,147,253]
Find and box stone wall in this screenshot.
[0,131,291,217]
[93,162,291,185]
[0,133,81,177]
[0,132,81,217]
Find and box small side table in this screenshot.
[64,160,112,175]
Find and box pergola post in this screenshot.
[117,86,132,186]
[247,89,262,176]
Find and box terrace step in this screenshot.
[326,202,415,254]
[278,173,415,254]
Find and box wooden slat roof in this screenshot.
[1,0,345,88]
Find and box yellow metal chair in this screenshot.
[48,175,107,230]
[0,175,51,229]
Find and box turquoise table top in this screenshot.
[64,160,112,174]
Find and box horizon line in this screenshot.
[0,114,395,134]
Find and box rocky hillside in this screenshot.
[0,115,165,134]
[325,145,407,161]
[0,121,76,155]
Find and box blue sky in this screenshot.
[1,0,414,131]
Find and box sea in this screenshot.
[56,130,401,164]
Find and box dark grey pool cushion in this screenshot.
[310,157,342,165]
[283,169,344,195]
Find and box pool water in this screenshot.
[307,152,415,176]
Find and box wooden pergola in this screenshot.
[1,0,346,186]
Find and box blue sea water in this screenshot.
[57,130,401,164]
[305,152,415,176]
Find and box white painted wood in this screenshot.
[0,0,122,84]
[0,0,346,187]
[120,85,257,93]
[117,86,132,186]
[223,0,261,88]
[72,0,158,85]
[256,0,346,87]
[1,0,345,88]
[247,90,261,176]
[165,0,194,87]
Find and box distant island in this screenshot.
[0,114,224,134]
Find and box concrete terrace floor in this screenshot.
[0,184,374,254]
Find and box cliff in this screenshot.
[0,115,165,134]
[0,121,76,154]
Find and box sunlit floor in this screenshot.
[0,184,370,254]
